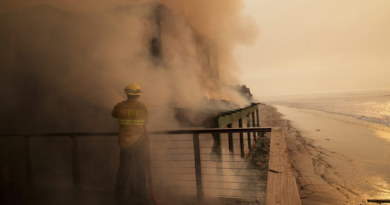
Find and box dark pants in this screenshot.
[115,141,148,201]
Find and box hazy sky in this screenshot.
[238,0,390,98]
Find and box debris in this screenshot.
[269,169,280,173]
[367,199,390,203]
[299,191,310,199]
[316,129,320,131]
[256,161,261,166]
[326,139,330,140]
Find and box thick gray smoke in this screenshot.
[0,1,258,133]
[0,1,261,200]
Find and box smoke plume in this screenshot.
[0,1,261,199]
[0,0,259,132]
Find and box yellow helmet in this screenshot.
[124,83,143,95]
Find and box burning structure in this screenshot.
[0,2,263,203]
[0,1,253,132]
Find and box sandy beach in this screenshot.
[259,104,390,205]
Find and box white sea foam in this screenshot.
[264,90,390,128]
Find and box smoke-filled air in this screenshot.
[0,0,259,133]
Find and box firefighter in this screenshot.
[112,83,149,204]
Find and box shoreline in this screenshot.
[259,105,390,205]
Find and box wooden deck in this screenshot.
[266,128,301,205]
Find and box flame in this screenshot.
[205,89,231,102]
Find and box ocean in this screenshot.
[262,90,390,204]
[264,90,390,132]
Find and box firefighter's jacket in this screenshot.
[111,99,148,148]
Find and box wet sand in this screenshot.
[259,105,390,205]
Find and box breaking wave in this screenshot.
[267,90,390,129]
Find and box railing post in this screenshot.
[71,136,81,190]
[252,111,256,142]
[238,118,245,158]
[227,123,233,153]
[213,117,221,157]
[247,115,252,151]
[256,107,261,137]
[193,133,203,201]
[24,136,34,188]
